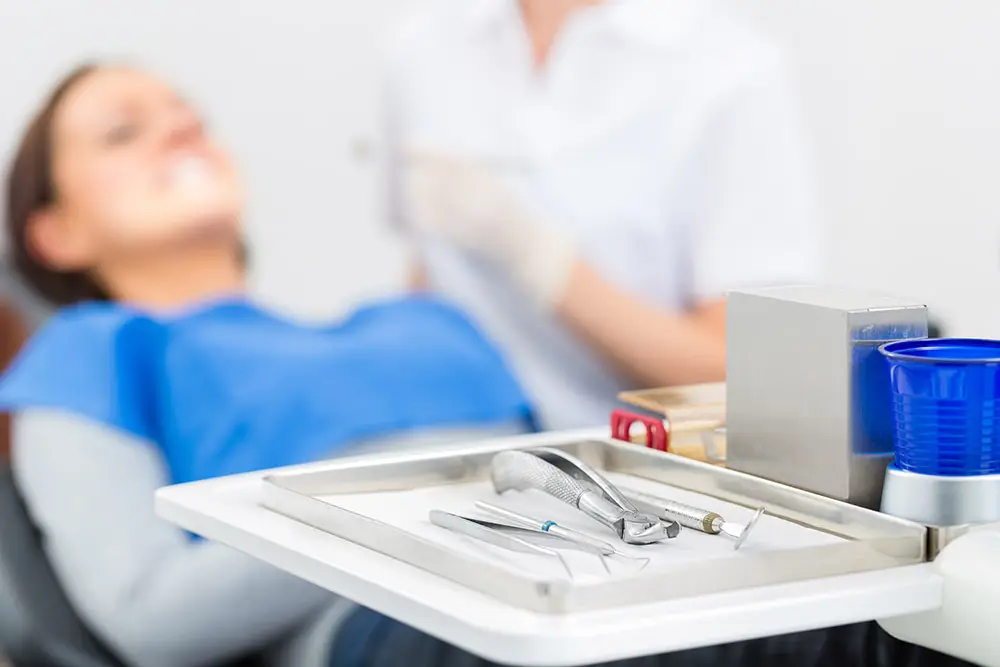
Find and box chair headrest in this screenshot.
[1,257,53,330]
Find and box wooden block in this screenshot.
[618,383,725,423]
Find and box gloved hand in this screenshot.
[402,149,577,309]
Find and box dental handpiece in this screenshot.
[624,488,764,550]
[490,450,671,545]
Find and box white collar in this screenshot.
[462,0,517,33]
[462,0,705,50]
[605,0,705,51]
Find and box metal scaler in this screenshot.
[624,488,764,551]
[475,501,649,572]
[428,510,574,580]
[490,450,672,545]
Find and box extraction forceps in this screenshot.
[528,447,682,539]
[490,450,675,545]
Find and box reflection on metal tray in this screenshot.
[260,438,925,615]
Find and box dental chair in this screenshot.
[0,284,123,666]
[0,464,127,667]
[0,465,272,667]
[0,451,273,667]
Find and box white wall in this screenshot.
[4,1,1000,332]
[731,0,1000,336]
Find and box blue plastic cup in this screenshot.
[879,338,1000,476]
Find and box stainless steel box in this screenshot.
[726,286,928,509]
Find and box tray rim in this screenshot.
[260,435,927,614]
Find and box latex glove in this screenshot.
[402,150,577,309]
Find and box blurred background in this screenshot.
[2,0,999,331]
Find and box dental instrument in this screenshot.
[428,510,574,580]
[528,446,682,538]
[623,488,764,550]
[490,450,672,545]
[475,501,649,571]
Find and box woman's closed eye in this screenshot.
[103,121,141,146]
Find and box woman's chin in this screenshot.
[130,208,241,250]
[169,193,242,232]
[176,211,241,242]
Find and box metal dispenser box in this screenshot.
[726,285,927,509]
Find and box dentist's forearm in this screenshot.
[554,260,727,388]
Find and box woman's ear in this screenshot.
[25,207,95,271]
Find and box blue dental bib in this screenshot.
[0,296,532,484]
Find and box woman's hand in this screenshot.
[401,148,727,388]
[402,149,577,309]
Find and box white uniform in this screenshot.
[385,0,820,430]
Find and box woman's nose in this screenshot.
[161,106,205,149]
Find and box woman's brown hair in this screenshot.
[4,64,108,306]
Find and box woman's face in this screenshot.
[34,67,243,270]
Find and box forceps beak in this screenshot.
[619,511,680,544]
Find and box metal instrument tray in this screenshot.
[261,437,925,615]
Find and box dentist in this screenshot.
[386,0,820,429]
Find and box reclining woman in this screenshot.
[0,64,939,667]
[0,64,536,667]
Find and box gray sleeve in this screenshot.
[11,409,335,667]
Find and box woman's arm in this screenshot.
[395,62,816,388]
[555,266,727,388]
[12,409,334,667]
[380,42,429,296]
[551,69,817,387]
